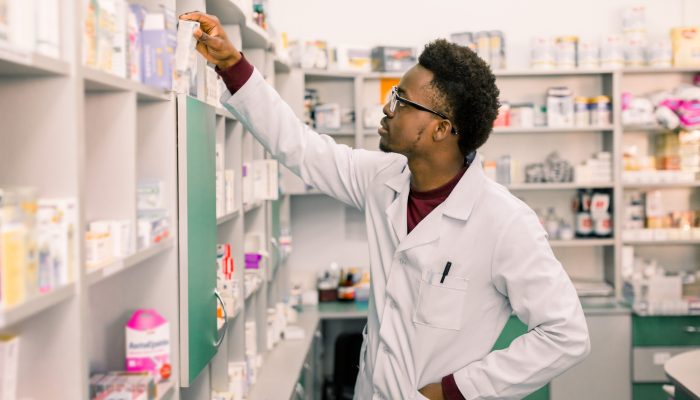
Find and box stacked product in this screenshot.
[529,6,699,69]
[622,190,700,242]
[622,246,700,315]
[83,0,177,89]
[0,188,77,307]
[90,309,171,399]
[265,303,288,350]
[89,372,157,400]
[573,188,613,239]
[215,144,237,218]
[0,335,19,399]
[449,30,506,70]
[217,243,239,329]
[621,80,700,130]
[495,88,611,129]
[0,0,60,58]
[288,40,329,69]
[85,219,135,268]
[136,180,170,250]
[536,207,574,241]
[623,131,700,184]
[241,159,279,206]
[574,152,613,184]
[244,321,262,390]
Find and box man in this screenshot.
[180,12,590,400]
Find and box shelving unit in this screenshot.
[507,182,614,190]
[493,126,614,134]
[0,50,71,76]
[0,0,290,399]
[0,283,76,329]
[82,66,172,101]
[86,238,176,286]
[280,65,697,306]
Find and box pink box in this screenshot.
[126,309,171,382]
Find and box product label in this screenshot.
[126,310,170,382]
[576,212,593,235]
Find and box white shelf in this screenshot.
[494,126,614,134]
[274,58,291,73]
[231,304,243,320]
[622,66,700,74]
[82,66,171,102]
[0,49,70,76]
[622,181,700,189]
[305,68,617,80]
[623,239,700,245]
[0,283,75,329]
[203,0,270,48]
[215,106,237,120]
[549,239,615,248]
[245,279,261,300]
[205,0,248,24]
[495,68,615,77]
[217,209,241,225]
[242,22,270,49]
[86,238,175,286]
[304,69,358,79]
[244,201,264,213]
[363,71,403,80]
[156,380,175,400]
[622,124,669,133]
[506,182,614,190]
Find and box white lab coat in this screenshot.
[221,69,591,400]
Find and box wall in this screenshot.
[269,0,700,69]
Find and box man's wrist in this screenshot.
[217,53,242,70]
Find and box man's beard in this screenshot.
[379,140,390,153]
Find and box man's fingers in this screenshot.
[193,27,204,40]
[178,11,202,21]
[179,11,218,34]
[195,41,218,65]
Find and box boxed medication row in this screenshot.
[0,188,76,308]
[0,0,60,58]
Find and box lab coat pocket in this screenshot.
[413,270,469,331]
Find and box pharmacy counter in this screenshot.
[248,310,321,400]
[665,350,700,400]
[316,299,631,318]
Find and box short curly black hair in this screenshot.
[418,39,500,156]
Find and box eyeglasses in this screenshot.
[389,86,458,135]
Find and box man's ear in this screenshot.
[433,120,452,142]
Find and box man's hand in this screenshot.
[178,11,242,69]
[419,383,445,400]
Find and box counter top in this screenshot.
[248,311,320,400]
[665,349,700,400]
[313,300,631,318]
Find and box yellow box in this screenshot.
[671,27,700,67]
[1,223,27,307]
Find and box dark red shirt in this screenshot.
[407,166,468,234]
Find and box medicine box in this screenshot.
[371,46,417,72]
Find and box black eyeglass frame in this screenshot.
[389,86,459,135]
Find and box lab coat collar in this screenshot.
[384,154,486,252]
[441,153,486,221]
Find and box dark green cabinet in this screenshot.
[632,314,700,400]
[177,95,218,386]
[493,316,550,400]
